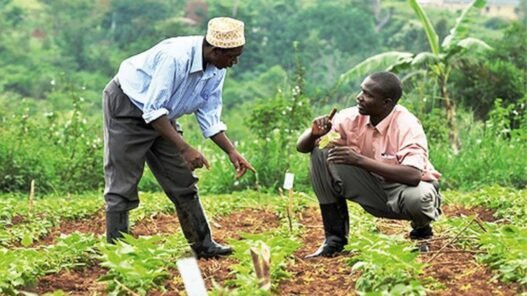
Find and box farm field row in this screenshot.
[0,186,525,295]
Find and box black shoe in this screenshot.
[305,201,349,259]
[409,225,433,240]
[193,242,233,259]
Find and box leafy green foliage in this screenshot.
[97,234,187,295]
[0,233,98,295]
[443,186,527,226]
[0,188,526,293]
[0,79,103,193]
[0,0,524,198]
[451,21,526,119]
[478,224,527,284]
[244,50,312,190]
[0,194,101,247]
[441,213,527,287]
[346,232,427,295]
[431,99,527,189]
[216,230,301,294]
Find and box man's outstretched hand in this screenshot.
[228,150,256,179]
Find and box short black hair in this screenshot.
[369,72,403,103]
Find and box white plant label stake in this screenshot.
[176,257,208,296]
[283,172,295,231]
[283,172,294,190]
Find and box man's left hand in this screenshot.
[327,146,363,165]
[228,150,256,179]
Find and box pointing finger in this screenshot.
[203,157,210,170]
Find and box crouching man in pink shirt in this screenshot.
[297,72,441,258]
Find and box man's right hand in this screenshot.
[151,116,210,171]
[181,146,210,171]
[296,108,338,153]
[311,108,337,137]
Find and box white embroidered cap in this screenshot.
[206,17,245,48]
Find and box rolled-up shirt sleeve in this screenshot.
[195,75,227,138]
[142,53,180,124]
[396,125,429,172]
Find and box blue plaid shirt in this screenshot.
[117,36,227,138]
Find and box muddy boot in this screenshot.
[106,211,129,243]
[174,194,232,259]
[306,200,349,258]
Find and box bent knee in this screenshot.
[402,182,438,214]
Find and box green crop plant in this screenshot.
[0,233,98,295]
[478,224,527,285]
[443,186,527,225]
[441,216,527,288]
[0,194,101,247]
[214,230,301,295]
[345,232,427,295]
[97,233,187,295]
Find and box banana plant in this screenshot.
[338,0,492,153]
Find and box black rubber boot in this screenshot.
[106,211,129,243]
[174,195,232,259]
[409,224,433,240]
[306,199,349,258]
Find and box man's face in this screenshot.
[212,46,244,69]
[355,76,388,116]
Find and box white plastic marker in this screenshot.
[283,172,295,231]
[176,257,208,296]
[283,172,295,190]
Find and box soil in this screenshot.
[153,207,282,294]
[376,205,522,295]
[9,214,26,226]
[131,212,181,236]
[277,206,358,296]
[442,204,497,222]
[30,265,107,295]
[28,203,525,295]
[35,210,106,246]
[423,247,520,296]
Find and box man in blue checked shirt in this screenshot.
[102,17,255,259]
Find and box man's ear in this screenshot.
[384,98,393,106]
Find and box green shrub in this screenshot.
[431,99,527,189]
[0,81,103,194]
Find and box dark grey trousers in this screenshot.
[102,79,198,212]
[310,148,441,228]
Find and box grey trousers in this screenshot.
[102,79,197,212]
[310,148,441,228]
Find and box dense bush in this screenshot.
[451,22,526,120]
[430,98,527,190]
[0,90,103,194]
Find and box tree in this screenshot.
[338,0,492,153]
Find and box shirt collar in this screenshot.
[190,38,204,74]
[372,106,397,135]
[190,37,219,79]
